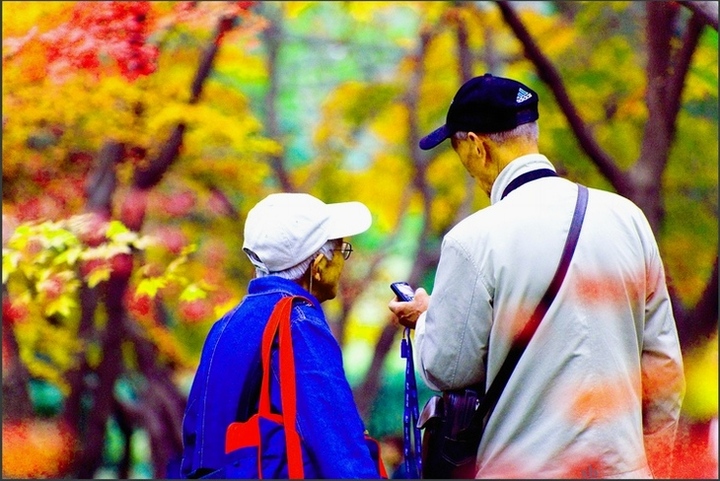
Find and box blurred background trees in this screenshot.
[2,1,717,478]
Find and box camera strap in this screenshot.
[402,326,423,478]
[460,183,589,441]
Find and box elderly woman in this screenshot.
[180,193,384,479]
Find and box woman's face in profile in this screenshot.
[313,239,346,303]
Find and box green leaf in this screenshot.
[53,246,82,266]
[105,220,130,238]
[45,227,78,250]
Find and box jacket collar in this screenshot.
[247,275,322,310]
[490,154,557,205]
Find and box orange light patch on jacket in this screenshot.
[573,271,643,306]
[478,448,646,478]
[642,354,686,418]
[553,374,641,423]
[571,383,637,420]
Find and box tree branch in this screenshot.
[133,11,238,191]
[132,124,186,191]
[680,257,719,350]
[75,268,130,478]
[2,288,34,421]
[454,2,473,82]
[261,4,294,192]
[126,318,186,470]
[114,398,139,479]
[454,2,480,225]
[494,1,628,193]
[354,26,437,419]
[85,141,125,212]
[678,0,719,30]
[665,13,705,137]
[632,2,683,232]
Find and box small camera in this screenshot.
[390,281,415,302]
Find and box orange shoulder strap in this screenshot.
[263,296,308,479]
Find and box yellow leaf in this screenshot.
[179,284,207,302]
[136,277,168,298]
[45,296,77,318]
[283,2,317,19]
[81,244,131,261]
[86,266,112,288]
[682,334,719,420]
[214,299,237,319]
[106,220,137,244]
[2,249,20,284]
[86,343,102,369]
[52,246,81,266]
[132,235,155,250]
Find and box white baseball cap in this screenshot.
[242,193,372,273]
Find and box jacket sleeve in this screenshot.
[640,230,685,478]
[284,303,382,479]
[416,235,493,392]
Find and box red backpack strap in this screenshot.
[364,434,389,478]
[257,298,284,418]
[225,295,310,479]
[277,296,307,479]
[255,296,308,479]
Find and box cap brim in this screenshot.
[419,125,450,150]
[325,201,372,239]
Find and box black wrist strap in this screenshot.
[461,183,589,439]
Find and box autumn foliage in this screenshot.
[2,419,76,478]
[2,1,717,478]
[3,1,264,477]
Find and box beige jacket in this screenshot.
[415,154,685,478]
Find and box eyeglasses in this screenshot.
[334,241,353,260]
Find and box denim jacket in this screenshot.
[180,276,381,478]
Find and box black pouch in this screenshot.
[418,386,483,479]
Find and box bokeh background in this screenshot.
[2,1,717,478]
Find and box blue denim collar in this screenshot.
[247,275,322,310]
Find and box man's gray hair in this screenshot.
[454,121,539,144]
[255,239,337,280]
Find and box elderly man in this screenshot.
[182,193,384,479]
[389,74,685,478]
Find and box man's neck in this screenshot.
[487,141,539,193]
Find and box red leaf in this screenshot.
[39,1,159,82]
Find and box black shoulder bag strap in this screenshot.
[460,183,589,441]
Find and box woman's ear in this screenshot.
[312,253,326,280]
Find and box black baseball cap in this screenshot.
[419,73,539,150]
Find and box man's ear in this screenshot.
[466,132,489,169]
[476,134,496,169]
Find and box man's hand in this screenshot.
[388,287,430,329]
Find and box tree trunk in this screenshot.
[2,290,34,422]
[261,3,294,192]
[61,8,241,477]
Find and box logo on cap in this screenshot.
[516,88,532,103]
